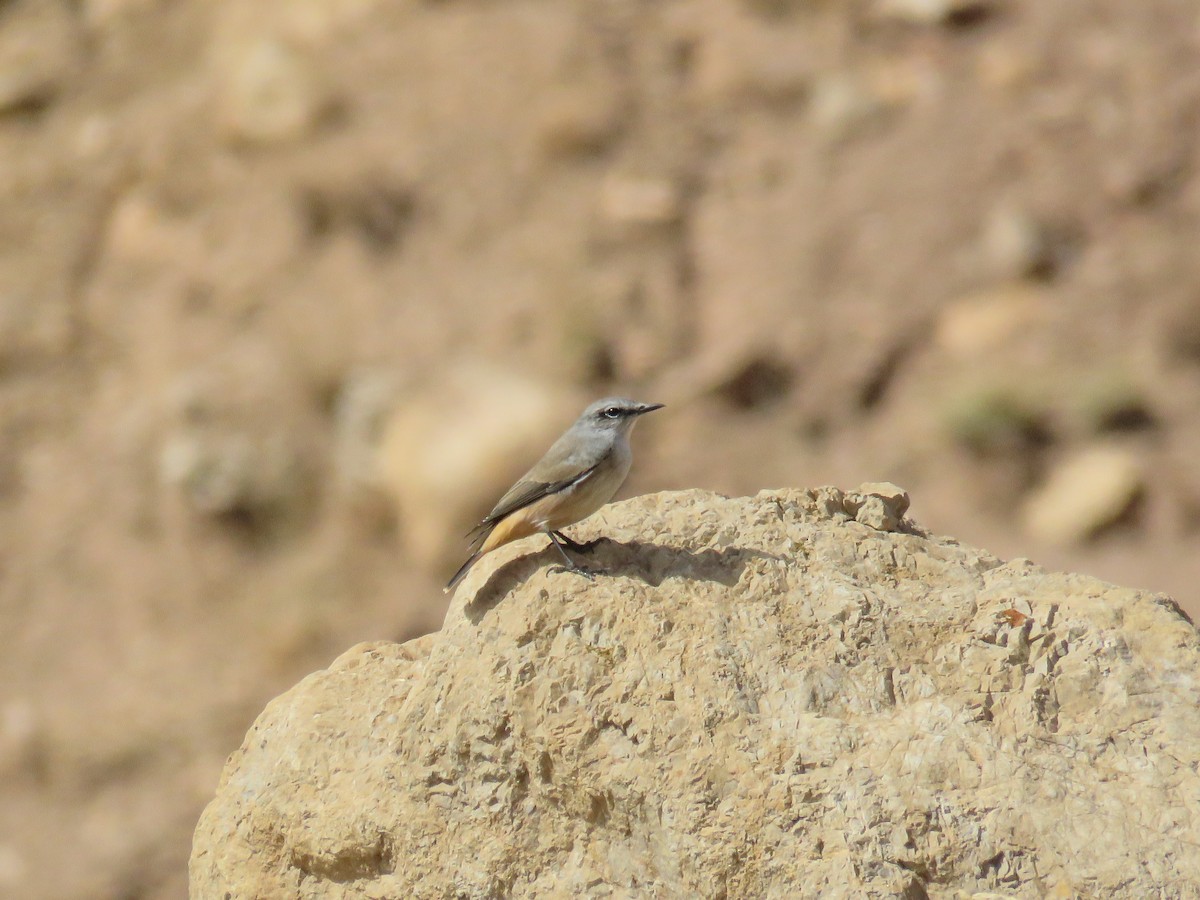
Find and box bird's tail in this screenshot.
[444,549,484,594]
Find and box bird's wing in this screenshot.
[466,451,601,549]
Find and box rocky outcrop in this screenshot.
[190,487,1200,898]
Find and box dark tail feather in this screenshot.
[445,549,484,594]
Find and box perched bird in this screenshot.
[445,397,664,592]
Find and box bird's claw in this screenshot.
[549,564,596,581]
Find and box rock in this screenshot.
[330,368,401,495]
[808,59,933,141]
[214,37,326,146]
[808,71,889,140]
[156,353,317,531]
[874,0,993,26]
[103,191,203,267]
[935,284,1046,357]
[598,174,683,228]
[843,481,911,530]
[190,487,1200,898]
[375,366,578,572]
[1022,445,1143,544]
[535,83,624,159]
[158,428,300,521]
[978,204,1053,282]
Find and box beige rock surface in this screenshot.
[190,487,1200,898]
[1022,445,1143,545]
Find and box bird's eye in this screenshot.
[603,407,621,419]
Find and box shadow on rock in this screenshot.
[464,539,782,623]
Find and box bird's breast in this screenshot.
[538,443,631,531]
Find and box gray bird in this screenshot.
[445,397,664,592]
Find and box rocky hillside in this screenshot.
[191,487,1200,898]
[4,1,1200,896]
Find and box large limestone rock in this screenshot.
[190,487,1200,898]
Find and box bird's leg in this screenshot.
[546,531,595,580]
[550,530,595,554]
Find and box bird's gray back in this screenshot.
[521,416,617,484]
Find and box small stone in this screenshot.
[1022,446,1143,545]
[104,192,201,266]
[808,72,888,140]
[844,482,911,531]
[159,431,257,516]
[874,0,992,26]
[331,369,401,494]
[215,38,325,146]
[979,204,1053,281]
[935,284,1045,357]
[535,84,624,158]
[857,482,911,518]
[598,175,683,228]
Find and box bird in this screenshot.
[445,397,664,593]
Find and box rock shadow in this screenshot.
[463,538,783,624]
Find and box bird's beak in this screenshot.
[635,402,665,416]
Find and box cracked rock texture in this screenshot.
[189,487,1200,898]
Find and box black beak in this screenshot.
[635,402,665,416]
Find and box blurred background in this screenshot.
[1,0,1198,896]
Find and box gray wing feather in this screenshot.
[466,466,595,547]
[465,435,606,549]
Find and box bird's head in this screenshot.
[579,397,664,436]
